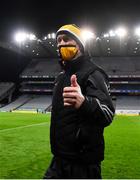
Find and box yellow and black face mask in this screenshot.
[59,45,78,61]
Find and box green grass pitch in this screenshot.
[0,112,140,179]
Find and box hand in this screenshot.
[63,74,85,109]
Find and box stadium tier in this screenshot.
[0,56,140,114]
[92,56,140,77]
[19,82,54,93]
[0,94,31,112]
[0,82,16,106]
[0,94,52,113]
[110,83,140,95]
[14,95,52,113]
[116,96,140,115]
[20,58,61,79]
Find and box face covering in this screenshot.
[59,45,78,61]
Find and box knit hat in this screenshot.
[56,24,85,51]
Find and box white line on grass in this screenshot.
[0,122,49,133]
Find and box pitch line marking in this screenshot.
[0,122,49,133]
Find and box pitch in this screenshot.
[0,112,140,179]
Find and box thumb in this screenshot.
[71,74,79,87]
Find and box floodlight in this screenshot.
[103,33,109,38]
[43,36,47,40]
[81,29,95,41]
[48,34,51,39]
[51,33,56,39]
[14,31,36,43]
[115,27,127,37]
[29,33,36,40]
[109,30,116,37]
[135,27,140,36]
[14,32,28,43]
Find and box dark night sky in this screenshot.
[0,0,140,40]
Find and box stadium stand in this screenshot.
[15,95,52,113]
[0,58,60,112]
[20,58,61,79]
[91,57,140,115]
[0,56,139,115]
[116,96,140,110]
[0,94,52,113]
[92,56,140,76]
[110,83,140,95]
[116,96,140,115]
[20,81,54,93]
[0,82,16,106]
[2,58,60,113]
[0,94,32,112]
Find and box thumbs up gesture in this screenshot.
[71,74,79,87]
[63,74,85,109]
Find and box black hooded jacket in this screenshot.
[50,55,115,163]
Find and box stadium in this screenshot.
[0,1,140,179]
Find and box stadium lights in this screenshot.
[135,27,140,36]
[51,33,56,39]
[115,27,127,37]
[14,32,27,43]
[109,30,116,37]
[14,31,36,43]
[46,33,56,39]
[103,32,115,38]
[29,33,36,40]
[81,29,95,42]
[103,33,109,38]
[43,36,47,40]
[103,27,127,38]
[48,34,51,39]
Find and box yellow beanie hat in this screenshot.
[56,24,85,50]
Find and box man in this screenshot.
[44,24,115,179]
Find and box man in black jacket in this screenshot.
[44,24,115,179]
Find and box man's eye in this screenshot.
[57,38,61,43]
[63,36,70,42]
[57,36,71,43]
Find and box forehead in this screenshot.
[57,34,73,41]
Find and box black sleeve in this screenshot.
[78,70,115,127]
